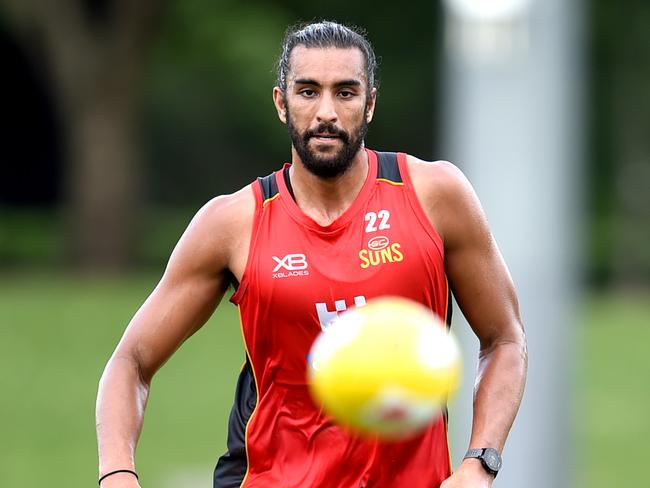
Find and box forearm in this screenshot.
[468,340,527,451]
[96,354,151,475]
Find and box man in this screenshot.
[96,21,527,488]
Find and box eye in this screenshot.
[300,89,317,98]
[338,90,355,99]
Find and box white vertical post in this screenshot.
[441,1,584,486]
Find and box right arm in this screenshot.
[95,188,253,487]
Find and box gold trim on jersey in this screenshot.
[376,178,404,186]
[238,306,260,488]
[262,193,280,207]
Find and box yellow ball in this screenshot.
[308,296,461,440]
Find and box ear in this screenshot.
[273,87,288,124]
[365,87,377,123]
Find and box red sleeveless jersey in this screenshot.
[214,150,452,488]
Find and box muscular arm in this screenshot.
[409,158,527,485]
[95,188,254,486]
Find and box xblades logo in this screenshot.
[272,253,309,279]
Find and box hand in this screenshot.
[99,472,142,488]
[440,459,494,488]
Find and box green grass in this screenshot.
[0,275,648,487]
[0,273,243,487]
[573,292,650,488]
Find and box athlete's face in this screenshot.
[273,47,377,178]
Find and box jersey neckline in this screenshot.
[275,148,378,234]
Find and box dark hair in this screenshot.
[276,21,378,94]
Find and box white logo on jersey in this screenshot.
[272,253,309,279]
[315,295,367,330]
[368,235,390,251]
[273,253,308,271]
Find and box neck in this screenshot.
[289,146,369,226]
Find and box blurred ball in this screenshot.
[308,296,461,440]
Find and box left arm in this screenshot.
[410,158,528,486]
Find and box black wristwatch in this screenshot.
[464,448,502,477]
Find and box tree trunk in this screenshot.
[65,73,142,270]
[2,0,159,271]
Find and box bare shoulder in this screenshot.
[405,155,488,247]
[167,184,256,279]
[195,184,256,235]
[406,154,472,199]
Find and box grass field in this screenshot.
[573,292,650,487]
[0,273,243,488]
[0,274,648,487]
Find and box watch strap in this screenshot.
[464,448,484,459]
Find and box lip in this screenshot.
[310,135,341,144]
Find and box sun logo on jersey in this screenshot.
[359,236,404,269]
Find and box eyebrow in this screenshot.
[293,78,362,88]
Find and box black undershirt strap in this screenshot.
[284,153,391,202]
[283,167,296,201]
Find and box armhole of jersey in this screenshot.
[230,180,265,305]
[396,153,445,263]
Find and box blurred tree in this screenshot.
[590,0,650,286]
[1,0,160,270]
[144,0,292,204]
[144,0,439,205]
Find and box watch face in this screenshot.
[484,450,502,471]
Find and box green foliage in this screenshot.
[0,209,65,266]
[587,0,650,285]
[0,207,198,270]
[145,1,293,204]
[144,0,439,205]
[3,0,649,283]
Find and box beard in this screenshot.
[286,107,368,179]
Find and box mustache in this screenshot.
[304,123,350,143]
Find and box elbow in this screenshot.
[505,322,528,382]
[480,320,528,367]
[506,318,528,362]
[100,348,153,389]
[515,320,528,369]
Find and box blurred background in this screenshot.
[0,0,648,487]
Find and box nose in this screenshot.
[316,92,338,124]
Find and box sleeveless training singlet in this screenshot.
[214,149,452,488]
